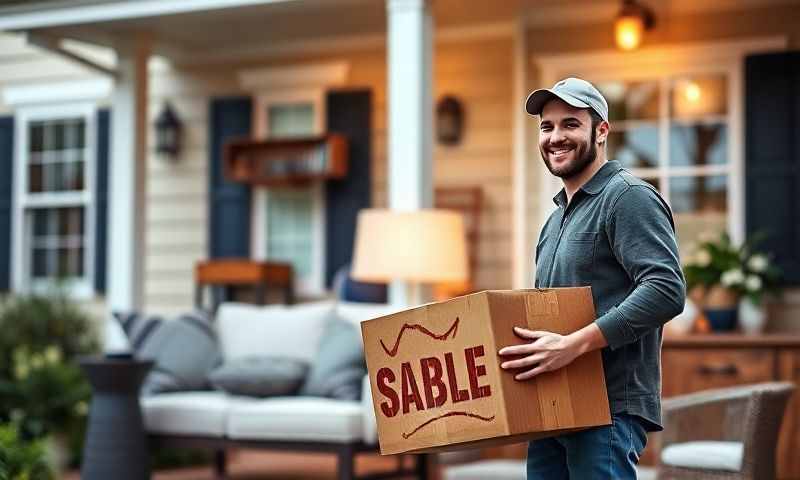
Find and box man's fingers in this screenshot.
[513,327,551,339]
[497,343,535,356]
[500,353,546,370]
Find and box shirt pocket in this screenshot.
[567,231,597,272]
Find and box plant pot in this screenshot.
[739,298,767,334]
[703,308,738,332]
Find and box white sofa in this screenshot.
[138,300,430,480]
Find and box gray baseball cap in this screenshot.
[525,77,609,122]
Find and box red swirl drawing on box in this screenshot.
[402,411,496,439]
[380,317,460,357]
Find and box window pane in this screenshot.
[32,248,49,278]
[670,175,728,256]
[670,123,727,167]
[266,188,314,277]
[29,207,85,280]
[28,164,43,193]
[53,122,65,150]
[64,119,84,149]
[29,123,44,152]
[596,81,659,121]
[608,126,659,169]
[268,103,315,138]
[671,75,727,119]
[29,118,87,193]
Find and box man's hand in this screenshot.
[497,323,608,381]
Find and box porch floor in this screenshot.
[64,450,435,479]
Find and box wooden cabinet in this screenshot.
[659,335,800,479]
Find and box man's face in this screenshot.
[538,99,598,180]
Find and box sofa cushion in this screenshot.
[444,460,526,480]
[300,314,366,400]
[209,356,309,398]
[661,441,743,472]
[226,397,364,442]
[217,302,333,362]
[142,391,239,437]
[116,310,221,395]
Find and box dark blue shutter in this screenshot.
[0,117,13,292]
[94,109,110,293]
[325,90,372,287]
[209,97,252,258]
[745,51,800,285]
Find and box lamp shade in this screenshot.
[351,209,468,284]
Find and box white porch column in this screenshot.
[386,0,434,306]
[108,37,149,312]
[512,17,529,289]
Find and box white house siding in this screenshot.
[142,35,515,315]
[0,32,108,325]
[145,68,241,316]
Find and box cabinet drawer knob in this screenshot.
[698,364,739,375]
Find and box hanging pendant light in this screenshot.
[614,0,655,51]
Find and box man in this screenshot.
[498,77,686,479]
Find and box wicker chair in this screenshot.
[657,382,795,480]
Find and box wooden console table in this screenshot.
[195,259,294,311]
[657,334,800,478]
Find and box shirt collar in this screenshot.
[551,160,623,207]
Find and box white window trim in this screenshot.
[12,102,98,299]
[531,36,787,251]
[250,88,328,297]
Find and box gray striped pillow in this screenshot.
[114,311,222,395]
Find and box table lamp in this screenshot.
[351,208,468,307]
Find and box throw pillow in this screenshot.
[300,312,367,401]
[208,356,310,398]
[216,302,333,363]
[114,310,222,395]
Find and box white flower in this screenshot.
[721,269,745,287]
[746,275,763,292]
[748,254,768,273]
[695,250,712,267]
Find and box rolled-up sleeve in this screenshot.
[595,185,686,350]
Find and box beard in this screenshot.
[540,128,597,180]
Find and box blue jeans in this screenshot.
[526,414,648,479]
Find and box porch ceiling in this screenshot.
[0,0,597,63]
[1,0,797,64]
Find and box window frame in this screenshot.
[250,88,328,297]
[12,102,97,299]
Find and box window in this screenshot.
[597,74,731,256]
[13,104,96,298]
[252,90,327,296]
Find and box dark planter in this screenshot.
[704,308,738,332]
[79,356,153,480]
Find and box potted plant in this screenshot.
[0,423,54,480]
[0,294,98,472]
[683,233,780,332]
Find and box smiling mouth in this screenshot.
[548,146,574,159]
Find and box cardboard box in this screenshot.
[360,288,610,455]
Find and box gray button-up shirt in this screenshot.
[535,160,686,430]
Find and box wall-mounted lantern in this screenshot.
[155,102,183,160]
[436,95,464,146]
[614,0,655,51]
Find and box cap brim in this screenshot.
[525,88,591,116]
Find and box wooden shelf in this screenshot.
[224,134,348,187]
